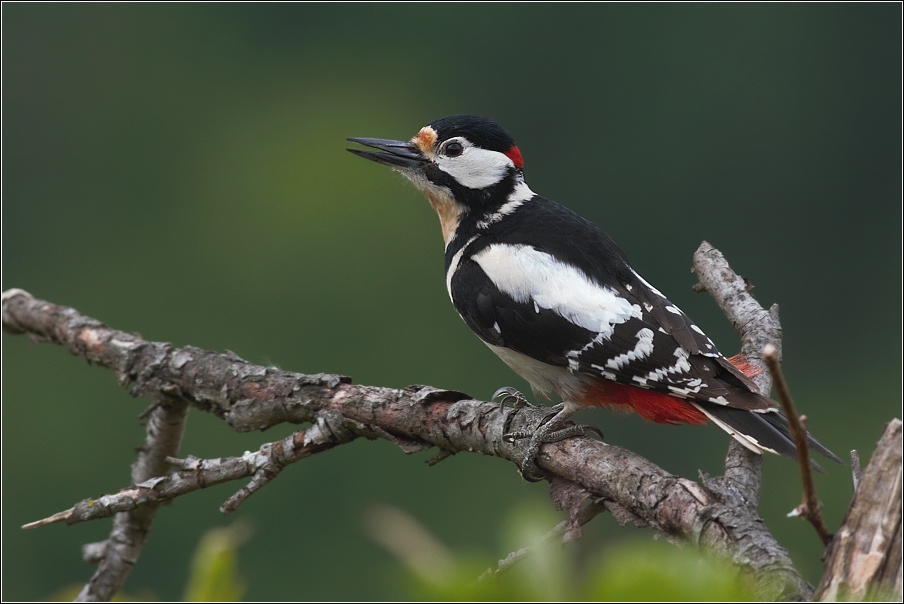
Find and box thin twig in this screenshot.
[22,421,349,530]
[21,509,73,530]
[762,344,832,547]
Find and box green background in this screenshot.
[3,4,900,600]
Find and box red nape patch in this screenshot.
[578,379,707,426]
[727,353,763,379]
[504,145,523,168]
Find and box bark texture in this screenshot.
[815,419,903,601]
[74,397,189,601]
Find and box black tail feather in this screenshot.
[759,410,843,464]
[701,404,842,471]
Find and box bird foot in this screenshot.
[502,405,604,482]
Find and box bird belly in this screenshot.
[485,343,590,413]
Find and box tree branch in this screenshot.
[22,417,352,530]
[3,242,815,600]
[692,241,775,507]
[75,395,189,602]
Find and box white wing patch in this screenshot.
[472,244,640,337]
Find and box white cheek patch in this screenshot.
[435,146,514,189]
[472,244,637,337]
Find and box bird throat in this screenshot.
[422,187,465,247]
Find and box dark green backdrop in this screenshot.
[3,4,900,600]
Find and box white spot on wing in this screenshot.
[691,324,705,335]
[605,328,655,370]
[645,348,692,382]
[590,365,618,381]
[472,244,638,337]
[665,305,682,315]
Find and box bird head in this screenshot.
[348,115,527,243]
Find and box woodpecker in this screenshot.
[347,115,840,479]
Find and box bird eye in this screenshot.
[444,141,464,157]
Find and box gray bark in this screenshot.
[814,419,903,601]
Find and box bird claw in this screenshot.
[492,386,531,411]
[519,460,547,482]
[503,409,605,481]
[504,420,603,444]
[502,430,530,444]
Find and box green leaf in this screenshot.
[182,521,252,602]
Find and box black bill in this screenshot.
[346,137,425,169]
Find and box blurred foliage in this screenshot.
[44,522,249,602]
[377,503,755,601]
[182,521,251,602]
[3,4,900,601]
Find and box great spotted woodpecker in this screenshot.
[348,115,839,479]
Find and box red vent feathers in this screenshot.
[579,378,708,426]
